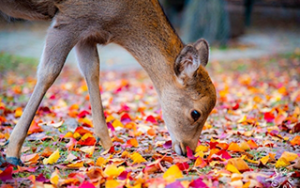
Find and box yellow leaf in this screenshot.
[275,157,290,168]
[237,115,247,123]
[15,107,23,118]
[281,151,299,162]
[106,115,115,122]
[67,161,84,169]
[95,157,107,166]
[105,179,120,188]
[43,149,60,165]
[130,152,146,164]
[195,145,209,153]
[81,133,94,140]
[73,132,81,140]
[240,142,250,151]
[121,150,130,158]
[112,119,124,128]
[194,150,204,158]
[50,169,60,185]
[260,155,269,165]
[104,164,125,177]
[64,132,73,138]
[163,165,183,183]
[226,164,240,174]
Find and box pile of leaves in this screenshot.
[0,52,300,188]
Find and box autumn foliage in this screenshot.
[0,53,300,187]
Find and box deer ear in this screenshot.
[193,39,209,67]
[174,40,209,85]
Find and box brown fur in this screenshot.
[1,0,216,159]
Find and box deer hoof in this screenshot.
[4,140,9,146]
[96,137,100,144]
[6,157,24,166]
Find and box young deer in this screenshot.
[0,0,217,165]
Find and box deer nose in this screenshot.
[174,142,187,156]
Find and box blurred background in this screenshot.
[0,0,300,70]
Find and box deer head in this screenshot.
[160,39,216,155]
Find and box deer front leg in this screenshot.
[75,40,112,150]
[5,27,77,165]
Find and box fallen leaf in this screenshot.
[43,149,60,165]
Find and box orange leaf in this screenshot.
[40,147,54,157]
[27,121,43,135]
[194,157,207,168]
[260,155,269,165]
[246,140,258,149]
[290,135,300,146]
[147,128,156,136]
[227,143,244,152]
[126,138,139,147]
[227,158,249,173]
[21,153,39,165]
[67,161,84,169]
[95,157,107,166]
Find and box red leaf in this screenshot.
[0,165,13,182]
[118,170,129,180]
[74,127,93,136]
[264,112,275,123]
[118,104,130,113]
[189,178,209,188]
[232,103,239,110]
[186,146,197,160]
[78,110,90,118]
[120,113,132,124]
[176,162,189,171]
[146,115,158,124]
[217,150,232,160]
[78,137,96,146]
[36,173,49,183]
[107,122,115,132]
[79,181,96,188]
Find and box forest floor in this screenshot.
[1,19,300,187]
[0,49,300,187]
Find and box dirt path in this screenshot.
[0,21,300,70]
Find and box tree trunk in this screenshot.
[181,0,230,46]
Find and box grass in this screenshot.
[0,52,38,77]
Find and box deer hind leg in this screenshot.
[75,40,112,150]
[5,27,78,165]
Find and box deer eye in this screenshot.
[191,110,201,122]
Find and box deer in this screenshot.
[0,0,217,166]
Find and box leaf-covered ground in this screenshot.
[0,52,300,188]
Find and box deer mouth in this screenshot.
[174,142,187,156]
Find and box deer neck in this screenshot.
[116,17,184,95]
